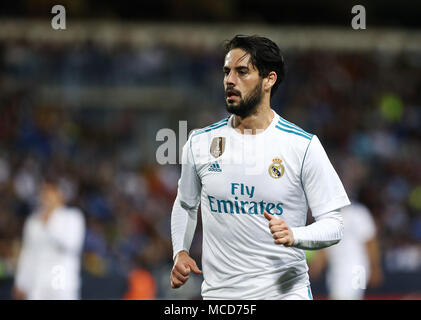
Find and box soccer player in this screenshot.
[309,202,383,300]
[13,176,85,300]
[170,35,351,299]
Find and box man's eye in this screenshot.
[239,70,247,75]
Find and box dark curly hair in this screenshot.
[224,35,285,97]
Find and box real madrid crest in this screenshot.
[268,157,285,179]
[210,137,226,158]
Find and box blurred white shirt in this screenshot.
[325,202,376,299]
[15,206,85,300]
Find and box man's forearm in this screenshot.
[171,194,199,260]
[290,210,343,250]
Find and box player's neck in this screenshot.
[232,104,274,135]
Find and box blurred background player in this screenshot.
[12,176,85,300]
[0,1,420,300]
[309,201,383,299]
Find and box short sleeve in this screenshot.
[301,135,350,217]
[177,132,201,209]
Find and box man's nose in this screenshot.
[225,71,236,86]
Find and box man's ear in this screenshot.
[264,71,277,92]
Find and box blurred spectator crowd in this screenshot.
[0,37,420,298]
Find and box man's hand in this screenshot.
[170,251,202,289]
[264,211,294,246]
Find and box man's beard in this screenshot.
[225,81,263,118]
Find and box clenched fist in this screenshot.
[264,211,294,246]
[170,251,202,289]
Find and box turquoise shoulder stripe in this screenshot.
[277,121,312,139]
[192,119,227,134]
[278,117,312,137]
[192,117,229,137]
[204,117,229,130]
[275,125,312,140]
[192,122,228,137]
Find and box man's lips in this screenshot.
[226,95,239,102]
[226,89,241,98]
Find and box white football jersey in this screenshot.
[15,206,85,300]
[325,202,376,299]
[173,109,350,299]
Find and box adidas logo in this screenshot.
[208,162,222,172]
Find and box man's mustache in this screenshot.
[225,87,242,98]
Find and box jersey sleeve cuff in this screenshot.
[172,248,189,261]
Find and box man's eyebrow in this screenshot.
[235,66,249,71]
[223,65,249,71]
